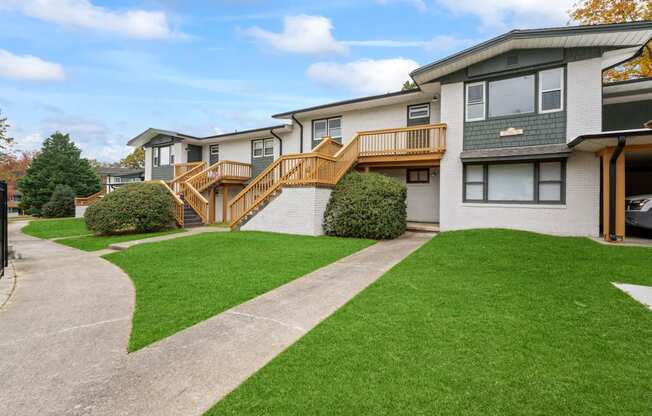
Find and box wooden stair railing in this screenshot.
[157,180,185,226]
[74,190,105,207]
[186,160,252,193]
[175,160,252,225]
[170,162,207,193]
[228,124,446,229]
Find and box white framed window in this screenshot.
[252,140,264,158]
[252,139,274,158]
[539,67,564,113]
[488,75,535,118]
[264,138,274,157]
[408,104,430,120]
[154,145,171,167]
[465,82,485,122]
[210,144,219,156]
[313,117,342,141]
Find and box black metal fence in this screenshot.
[0,181,8,278]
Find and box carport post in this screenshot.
[601,137,626,242]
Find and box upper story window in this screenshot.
[153,145,172,167]
[488,75,535,117]
[466,67,565,122]
[313,117,342,141]
[465,82,485,121]
[539,67,564,113]
[408,104,430,120]
[253,139,274,158]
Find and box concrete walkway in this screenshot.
[614,283,652,311]
[0,223,433,416]
[107,225,228,251]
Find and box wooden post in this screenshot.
[208,187,215,224]
[601,148,626,242]
[222,185,229,224]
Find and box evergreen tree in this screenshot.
[18,132,100,215]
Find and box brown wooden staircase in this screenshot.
[161,160,252,227]
[228,123,447,229]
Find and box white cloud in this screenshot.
[307,58,420,95]
[434,0,575,29]
[0,0,180,39]
[244,15,347,54]
[0,49,65,81]
[375,0,427,12]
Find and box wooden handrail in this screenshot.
[157,180,185,226]
[312,137,343,156]
[173,160,253,225]
[170,162,207,193]
[74,190,105,206]
[174,161,204,178]
[229,124,446,229]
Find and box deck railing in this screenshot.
[357,123,446,157]
[170,162,207,193]
[228,124,446,229]
[186,160,251,193]
[74,190,105,207]
[174,162,204,178]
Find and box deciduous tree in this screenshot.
[120,147,145,169]
[570,0,652,81]
[0,110,14,160]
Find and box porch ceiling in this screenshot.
[569,129,652,152]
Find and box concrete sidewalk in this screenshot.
[1,223,433,416]
[107,226,228,251]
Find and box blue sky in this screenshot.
[0,0,575,162]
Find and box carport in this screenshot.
[569,129,652,242]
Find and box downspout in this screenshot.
[291,114,304,153]
[270,128,282,156]
[608,136,626,241]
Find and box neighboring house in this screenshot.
[96,167,145,194]
[74,167,145,218]
[7,183,22,217]
[127,21,652,243]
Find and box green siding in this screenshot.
[251,156,273,178]
[464,111,566,150]
[152,166,174,181]
[603,100,652,131]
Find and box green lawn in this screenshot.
[56,228,184,251]
[22,217,89,239]
[104,231,374,352]
[208,229,652,416]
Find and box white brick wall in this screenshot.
[439,82,601,237]
[240,187,332,236]
[144,147,152,180]
[566,57,603,141]
[75,205,87,218]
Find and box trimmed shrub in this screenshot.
[42,184,75,218]
[323,172,407,239]
[85,182,175,235]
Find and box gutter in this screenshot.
[270,127,282,156]
[291,114,303,153]
[608,136,626,241]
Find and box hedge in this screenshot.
[323,172,406,239]
[84,182,175,235]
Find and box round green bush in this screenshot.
[84,182,175,235]
[42,184,75,218]
[323,172,407,239]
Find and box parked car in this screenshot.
[626,194,652,230]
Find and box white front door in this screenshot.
[406,168,439,223]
